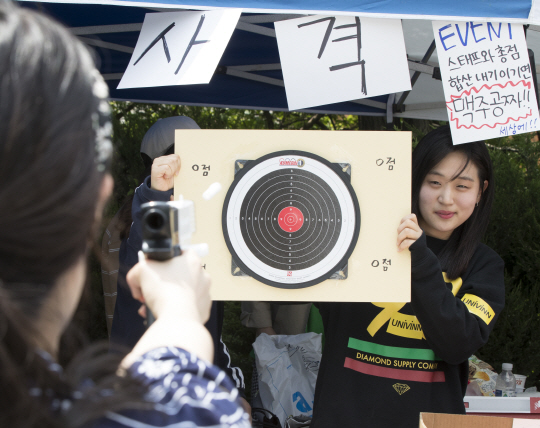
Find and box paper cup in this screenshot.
[515,374,527,392]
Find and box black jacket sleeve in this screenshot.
[409,233,505,365]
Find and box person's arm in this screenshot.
[113,252,250,427]
[113,346,250,428]
[125,154,179,259]
[408,233,504,364]
[122,250,213,367]
[397,214,505,365]
[125,154,252,416]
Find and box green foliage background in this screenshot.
[84,102,540,397]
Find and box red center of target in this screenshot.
[278,207,304,232]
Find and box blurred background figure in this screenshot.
[101,116,199,336]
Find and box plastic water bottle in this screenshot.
[495,363,516,397]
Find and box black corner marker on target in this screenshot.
[222,151,360,289]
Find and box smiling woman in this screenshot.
[410,126,495,279]
[310,125,505,428]
[418,150,487,240]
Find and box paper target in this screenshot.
[222,151,360,289]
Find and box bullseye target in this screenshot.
[222,151,360,289]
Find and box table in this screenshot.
[464,396,540,419]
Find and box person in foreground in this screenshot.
[311,126,505,428]
[0,5,249,428]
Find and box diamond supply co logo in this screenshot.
[279,157,305,167]
[393,383,410,395]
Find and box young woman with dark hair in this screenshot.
[410,125,495,280]
[0,5,249,428]
[311,126,505,428]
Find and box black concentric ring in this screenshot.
[222,150,360,289]
[240,168,341,270]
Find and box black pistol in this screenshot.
[141,201,182,261]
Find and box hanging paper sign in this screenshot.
[275,16,411,111]
[118,10,241,89]
[433,21,540,144]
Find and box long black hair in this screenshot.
[411,126,495,279]
[0,5,147,427]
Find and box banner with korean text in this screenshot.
[433,21,540,144]
[276,16,411,111]
[118,10,241,88]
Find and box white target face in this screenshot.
[222,151,360,288]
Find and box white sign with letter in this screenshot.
[433,21,540,144]
[275,15,411,111]
[118,10,241,89]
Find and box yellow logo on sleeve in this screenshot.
[442,272,463,296]
[387,312,424,340]
[368,272,463,339]
[461,294,495,324]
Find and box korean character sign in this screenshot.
[275,16,411,111]
[433,21,540,144]
[118,10,241,89]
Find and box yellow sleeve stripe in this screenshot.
[461,294,495,325]
[442,272,463,296]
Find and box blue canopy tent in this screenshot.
[19,0,540,122]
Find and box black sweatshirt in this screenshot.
[311,233,505,428]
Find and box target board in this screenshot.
[174,130,412,302]
[223,151,360,288]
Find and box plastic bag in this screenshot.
[284,415,312,428]
[253,332,322,427]
[467,355,497,396]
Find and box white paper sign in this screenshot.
[118,10,241,89]
[433,21,540,144]
[275,16,411,111]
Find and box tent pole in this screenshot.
[523,25,539,110]
[528,49,540,110]
[395,40,436,113]
[386,93,395,130]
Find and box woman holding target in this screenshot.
[311,126,505,428]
